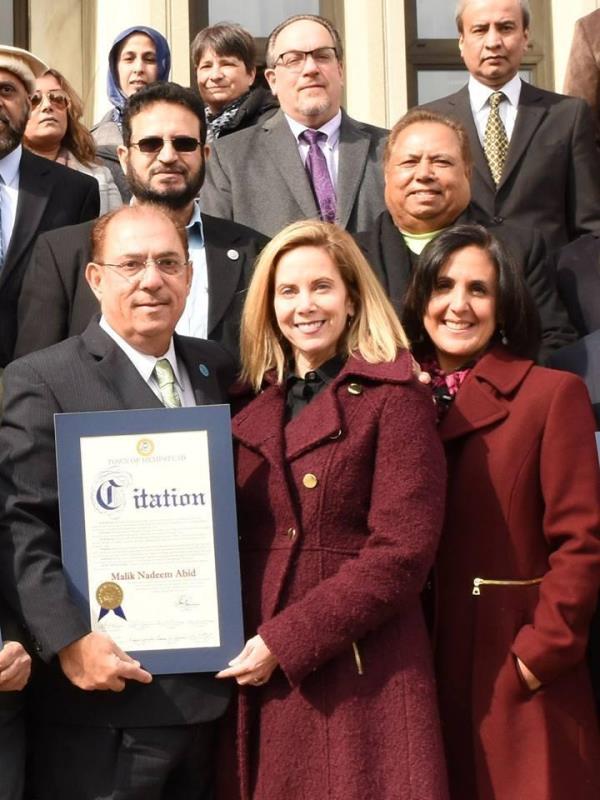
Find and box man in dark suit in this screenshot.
[16,81,267,361]
[423,0,600,251]
[546,233,600,338]
[0,45,99,368]
[356,109,577,362]
[549,332,600,428]
[200,14,387,237]
[0,205,236,799]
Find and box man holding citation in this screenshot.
[0,205,235,799]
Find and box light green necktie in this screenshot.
[153,358,182,408]
[484,91,509,186]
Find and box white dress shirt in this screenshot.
[176,200,209,339]
[99,316,196,407]
[468,74,521,144]
[286,110,342,187]
[0,145,22,256]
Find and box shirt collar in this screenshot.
[186,198,204,246]
[99,315,184,388]
[128,198,205,246]
[0,144,22,185]
[468,74,521,111]
[286,109,342,148]
[288,353,346,384]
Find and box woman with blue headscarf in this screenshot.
[91,26,171,199]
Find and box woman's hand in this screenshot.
[216,635,279,687]
[0,641,31,692]
[516,656,542,691]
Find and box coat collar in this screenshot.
[233,351,415,460]
[439,346,534,441]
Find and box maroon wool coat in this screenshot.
[434,347,600,800]
[227,353,449,800]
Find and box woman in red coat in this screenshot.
[217,220,449,799]
[402,224,600,800]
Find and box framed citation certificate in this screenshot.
[55,405,243,674]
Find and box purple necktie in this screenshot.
[300,129,336,223]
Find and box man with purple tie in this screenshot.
[201,14,388,237]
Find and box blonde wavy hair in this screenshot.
[240,220,409,391]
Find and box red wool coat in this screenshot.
[434,347,600,800]
[225,353,449,800]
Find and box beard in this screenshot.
[0,101,28,158]
[125,160,206,210]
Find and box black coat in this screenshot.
[2,150,99,366]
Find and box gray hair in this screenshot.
[265,14,343,69]
[455,0,531,33]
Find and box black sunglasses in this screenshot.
[129,136,201,154]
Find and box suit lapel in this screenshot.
[499,82,547,190]
[2,151,51,286]
[336,112,371,229]
[450,87,496,191]
[201,215,244,336]
[261,111,318,218]
[81,321,163,410]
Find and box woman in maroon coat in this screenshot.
[217,220,449,799]
[403,224,600,800]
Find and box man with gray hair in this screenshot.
[201,14,387,236]
[424,0,600,251]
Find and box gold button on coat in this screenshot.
[347,383,363,395]
[302,473,318,489]
[287,527,296,540]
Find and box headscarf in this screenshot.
[106,26,171,123]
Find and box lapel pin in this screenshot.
[227,249,240,261]
[199,364,210,377]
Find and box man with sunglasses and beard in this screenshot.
[16,81,267,362]
[0,46,99,372]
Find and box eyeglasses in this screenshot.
[274,47,338,72]
[95,257,190,281]
[30,90,70,111]
[129,136,201,154]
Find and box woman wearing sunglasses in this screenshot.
[24,69,122,214]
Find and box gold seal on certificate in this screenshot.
[96,581,126,621]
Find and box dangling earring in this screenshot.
[500,328,509,346]
[347,315,354,329]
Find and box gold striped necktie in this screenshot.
[484,91,509,186]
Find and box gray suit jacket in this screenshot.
[424,82,600,251]
[201,109,388,237]
[0,321,235,727]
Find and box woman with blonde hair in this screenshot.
[24,68,122,213]
[217,220,449,800]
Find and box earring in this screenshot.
[500,328,509,346]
